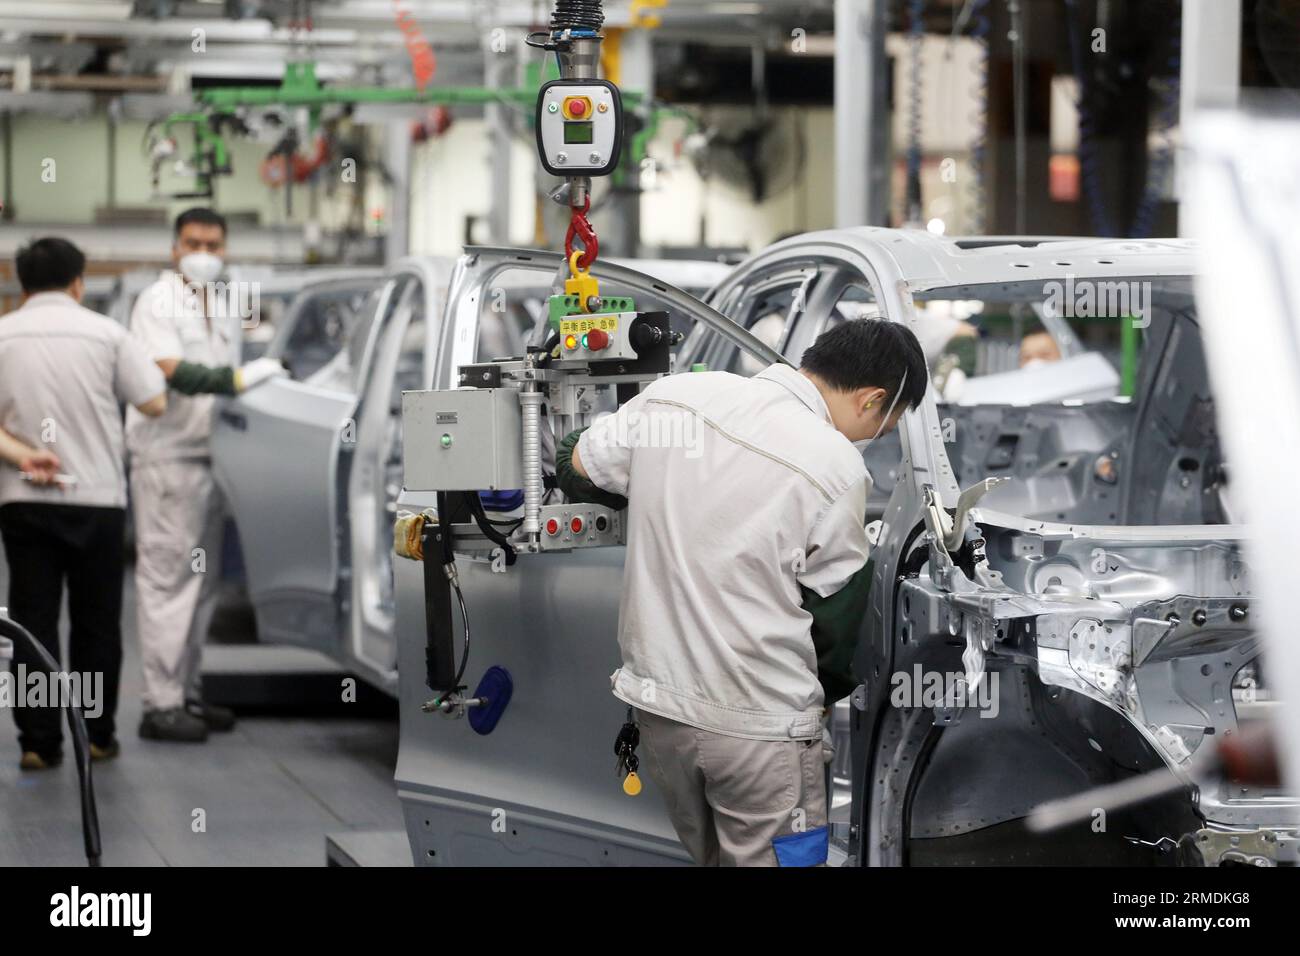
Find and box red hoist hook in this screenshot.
[564,196,599,271]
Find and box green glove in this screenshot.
[169,360,237,396]
[802,559,874,704]
[556,427,629,511]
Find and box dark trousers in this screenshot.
[0,502,125,754]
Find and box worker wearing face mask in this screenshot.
[126,208,286,743]
[556,319,928,866]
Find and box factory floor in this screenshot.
[0,549,405,866]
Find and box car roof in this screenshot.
[764,227,1197,291]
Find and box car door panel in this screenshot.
[212,276,396,655]
[210,378,356,650]
[345,259,450,691]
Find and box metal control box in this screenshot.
[535,78,623,177]
[556,311,638,361]
[536,503,625,551]
[402,388,524,492]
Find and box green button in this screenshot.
[690,363,709,372]
[440,434,453,448]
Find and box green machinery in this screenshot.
[146,61,679,202]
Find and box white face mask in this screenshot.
[178,252,224,284]
[853,368,909,452]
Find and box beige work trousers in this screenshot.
[636,709,828,866]
[131,459,224,712]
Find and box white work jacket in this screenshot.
[578,363,872,740]
[125,271,240,464]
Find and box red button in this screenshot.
[570,516,585,534]
[567,98,587,117]
[586,328,610,351]
[545,518,560,535]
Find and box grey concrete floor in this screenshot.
[0,547,405,866]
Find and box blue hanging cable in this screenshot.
[1064,0,1181,238]
[1064,0,1116,236]
[1130,28,1181,239]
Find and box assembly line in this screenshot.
[0,0,1296,910]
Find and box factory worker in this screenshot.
[127,208,286,743]
[558,319,928,866]
[0,237,166,768]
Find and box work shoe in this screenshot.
[90,740,120,762]
[186,699,236,732]
[19,750,63,771]
[139,707,209,743]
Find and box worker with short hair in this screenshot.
[558,318,928,866]
[127,208,286,743]
[0,237,167,769]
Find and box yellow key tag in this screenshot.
[565,251,601,311]
[622,772,642,796]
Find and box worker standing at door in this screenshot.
[558,319,928,866]
[127,208,286,743]
[0,237,167,769]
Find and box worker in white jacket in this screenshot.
[127,208,286,743]
[559,318,928,866]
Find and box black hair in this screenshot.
[174,207,227,237]
[15,237,86,294]
[800,318,929,409]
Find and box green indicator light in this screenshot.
[440,434,453,448]
[581,333,589,349]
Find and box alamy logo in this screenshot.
[1042,274,1152,328]
[50,886,151,936]
[592,408,704,459]
[889,665,1000,718]
[0,665,102,718]
[153,279,262,328]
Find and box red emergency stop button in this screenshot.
[570,516,585,534]
[586,328,610,351]
[563,96,592,120]
[545,518,560,536]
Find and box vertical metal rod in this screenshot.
[520,379,544,545]
[106,100,118,210]
[835,0,889,226]
[486,32,513,244]
[1008,0,1027,235]
[2,111,14,221]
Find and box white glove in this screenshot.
[236,357,288,392]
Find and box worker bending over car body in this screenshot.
[557,319,928,866]
[0,238,167,769]
[127,208,287,743]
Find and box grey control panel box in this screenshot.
[402,388,524,492]
[535,78,623,177]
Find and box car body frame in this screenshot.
[392,228,1295,866]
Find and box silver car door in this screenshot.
[262,272,385,380]
[210,276,398,656]
[345,258,452,692]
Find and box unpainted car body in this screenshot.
[392,228,1295,866]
